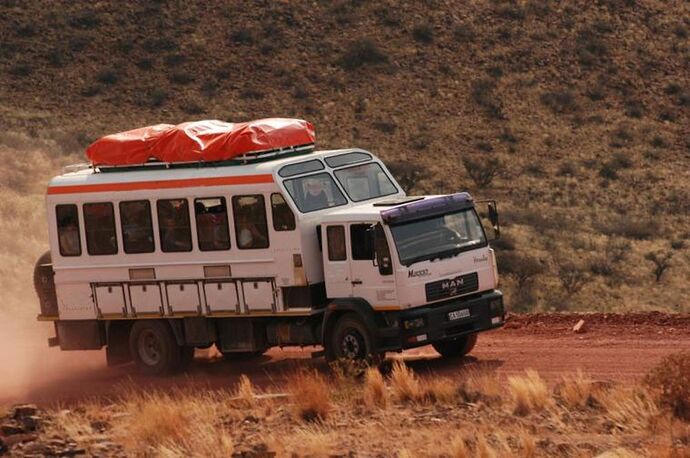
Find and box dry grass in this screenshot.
[363,367,388,409]
[645,352,690,421]
[557,370,593,409]
[459,369,504,404]
[235,374,256,408]
[508,370,552,416]
[10,366,690,457]
[288,370,332,422]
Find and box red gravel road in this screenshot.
[2,313,689,407]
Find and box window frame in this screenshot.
[333,162,399,203]
[270,193,296,232]
[119,200,155,254]
[194,196,231,252]
[278,159,325,178]
[83,202,118,256]
[156,198,193,253]
[327,225,347,261]
[56,204,82,257]
[350,223,375,261]
[232,194,270,250]
[324,151,372,168]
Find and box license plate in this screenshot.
[448,309,470,321]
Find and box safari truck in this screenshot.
[34,118,505,375]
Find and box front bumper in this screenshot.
[377,290,505,352]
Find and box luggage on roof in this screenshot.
[86,118,315,166]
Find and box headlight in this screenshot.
[403,317,425,330]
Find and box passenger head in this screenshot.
[306,179,323,196]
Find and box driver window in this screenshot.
[327,226,346,261]
[350,224,374,260]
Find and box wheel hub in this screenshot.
[138,330,162,366]
[341,331,363,359]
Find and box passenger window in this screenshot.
[232,195,269,249]
[327,226,346,261]
[351,224,374,260]
[283,172,348,213]
[83,202,118,255]
[157,199,192,252]
[194,197,231,251]
[271,193,296,231]
[56,204,81,257]
[120,201,154,254]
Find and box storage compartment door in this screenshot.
[129,283,163,315]
[94,284,126,317]
[166,282,201,314]
[242,280,275,312]
[204,281,239,313]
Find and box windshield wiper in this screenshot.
[403,246,463,267]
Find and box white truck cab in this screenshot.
[35,146,505,374]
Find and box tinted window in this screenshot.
[334,163,398,202]
[327,225,346,261]
[233,195,269,249]
[324,152,372,168]
[56,204,81,256]
[271,193,296,231]
[83,202,118,255]
[120,201,154,254]
[283,172,348,213]
[278,159,324,177]
[157,199,192,252]
[195,197,231,251]
[351,224,374,260]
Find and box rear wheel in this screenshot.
[326,313,380,365]
[129,321,181,376]
[432,334,478,358]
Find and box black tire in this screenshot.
[33,250,52,301]
[432,334,478,358]
[180,346,195,369]
[326,312,380,364]
[129,320,182,376]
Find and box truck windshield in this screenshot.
[390,209,486,266]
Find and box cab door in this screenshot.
[348,223,397,309]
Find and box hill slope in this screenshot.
[0,0,688,312]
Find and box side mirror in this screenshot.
[371,224,393,275]
[488,202,500,239]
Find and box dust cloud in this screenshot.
[0,142,105,405]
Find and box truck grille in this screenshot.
[425,272,479,302]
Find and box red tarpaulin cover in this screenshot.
[86,118,315,166]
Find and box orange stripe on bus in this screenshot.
[47,174,274,194]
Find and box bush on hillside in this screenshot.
[462,156,502,188]
[645,352,690,420]
[387,161,428,193]
[337,39,388,70]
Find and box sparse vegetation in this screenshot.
[387,160,428,193]
[462,156,502,188]
[645,352,690,420]
[337,38,388,70]
[644,250,673,282]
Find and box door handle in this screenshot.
[351,279,363,285]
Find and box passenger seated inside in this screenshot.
[237,211,268,249]
[303,179,328,212]
[58,216,80,255]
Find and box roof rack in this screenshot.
[95,143,315,174]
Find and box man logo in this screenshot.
[441,277,465,292]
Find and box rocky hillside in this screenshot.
[0,0,688,312]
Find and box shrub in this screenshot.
[136,58,153,70]
[496,4,525,20]
[169,72,195,85]
[412,24,434,44]
[462,156,502,188]
[96,69,119,85]
[557,161,578,177]
[624,98,645,118]
[373,121,396,134]
[508,370,551,416]
[181,101,204,115]
[337,39,388,70]
[229,28,253,45]
[650,135,667,148]
[595,216,660,240]
[556,259,588,295]
[163,53,187,67]
[575,27,608,67]
[289,370,331,422]
[540,90,578,114]
[497,252,544,288]
[557,371,593,409]
[9,63,32,77]
[471,78,504,119]
[453,24,475,43]
[386,161,428,193]
[644,251,673,282]
[68,11,100,29]
[363,367,388,409]
[148,88,168,108]
[390,361,422,403]
[645,352,690,420]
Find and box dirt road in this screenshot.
[3,312,688,407]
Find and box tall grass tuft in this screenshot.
[508,370,552,415]
[289,370,332,422]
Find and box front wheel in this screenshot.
[129,320,182,376]
[432,334,478,358]
[326,313,381,364]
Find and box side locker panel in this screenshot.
[129,282,163,315]
[242,280,275,312]
[166,282,201,314]
[204,281,240,313]
[94,284,126,317]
